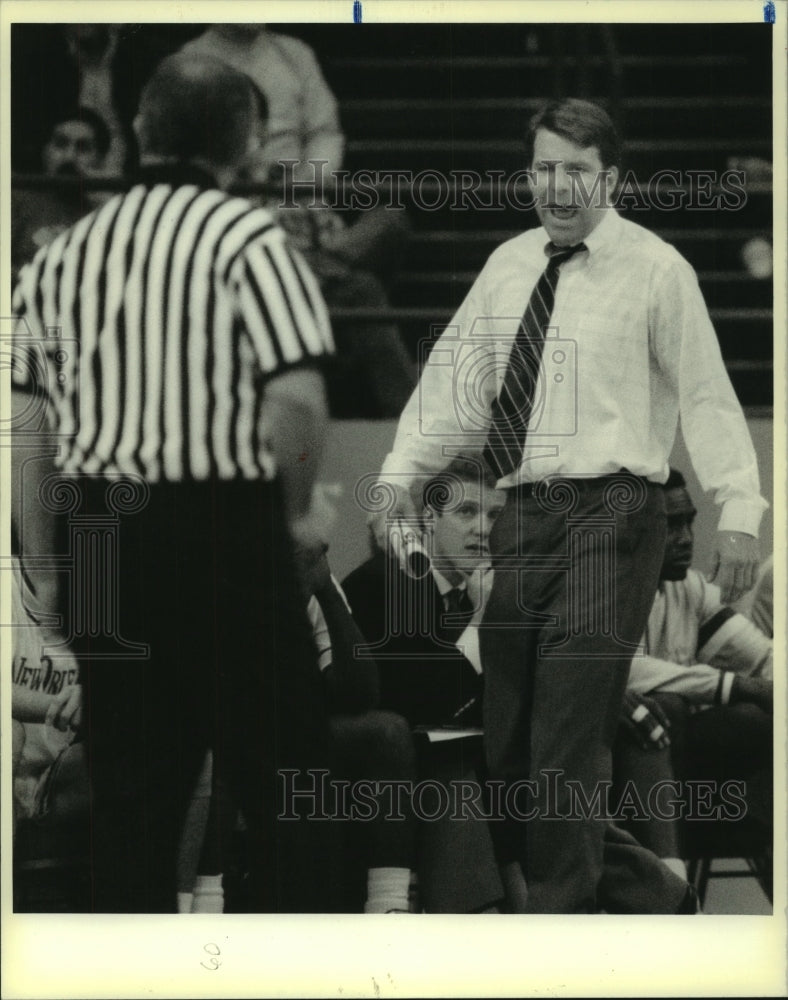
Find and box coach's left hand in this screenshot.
[708,531,760,604]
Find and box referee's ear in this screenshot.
[132,114,144,148]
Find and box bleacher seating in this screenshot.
[280,21,773,408]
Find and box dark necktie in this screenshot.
[483,241,587,480]
[443,586,474,639]
[442,586,482,726]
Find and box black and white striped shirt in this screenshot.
[12,166,334,482]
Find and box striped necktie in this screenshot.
[483,241,587,480]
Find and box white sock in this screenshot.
[177,891,194,914]
[191,874,224,914]
[662,857,688,880]
[364,867,411,913]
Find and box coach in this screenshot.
[370,98,766,913]
[12,54,335,912]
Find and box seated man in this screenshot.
[343,456,505,729]
[342,456,512,912]
[621,470,772,879]
[297,534,419,914]
[12,106,110,281]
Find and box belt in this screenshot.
[512,469,651,499]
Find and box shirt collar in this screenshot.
[539,208,621,261]
[133,162,219,190]
[431,567,466,598]
[580,207,622,256]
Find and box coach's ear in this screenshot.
[605,164,620,197]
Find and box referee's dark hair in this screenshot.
[135,53,255,168]
[526,97,622,173]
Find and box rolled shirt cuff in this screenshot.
[717,498,767,538]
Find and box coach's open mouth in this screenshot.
[547,206,578,220]
[466,545,490,556]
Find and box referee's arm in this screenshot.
[238,236,334,528]
[261,367,328,521]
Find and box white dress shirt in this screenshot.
[381,208,766,536]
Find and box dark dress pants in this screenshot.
[480,476,686,912]
[77,477,331,912]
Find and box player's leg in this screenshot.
[330,710,417,912]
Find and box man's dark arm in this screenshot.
[315,576,380,715]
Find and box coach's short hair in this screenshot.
[526,98,622,172]
[135,53,255,167]
[420,455,498,515]
[47,106,111,158]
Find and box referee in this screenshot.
[12,54,335,912]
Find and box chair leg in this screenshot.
[687,856,711,909]
[747,853,773,904]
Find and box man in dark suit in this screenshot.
[343,456,506,912]
[342,456,504,730]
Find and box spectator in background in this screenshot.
[179,24,416,419]
[12,24,131,174]
[57,24,129,174]
[12,106,110,281]
[180,23,343,185]
[11,23,196,175]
